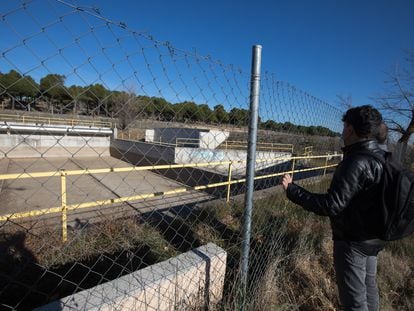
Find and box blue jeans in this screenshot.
[333,240,382,311]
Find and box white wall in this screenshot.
[144,128,229,149]
[174,147,291,176]
[0,134,110,157]
[199,129,229,149]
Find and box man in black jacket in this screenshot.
[282,105,385,311]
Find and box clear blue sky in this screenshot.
[1,0,413,125]
[94,0,414,107]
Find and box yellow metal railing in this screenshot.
[0,153,341,242]
[221,140,294,153]
[119,130,142,141]
[304,146,313,157]
[0,113,113,128]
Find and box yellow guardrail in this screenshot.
[221,140,294,153]
[0,113,113,128]
[304,146,313,156]
[0,153,342,242]
[119,130,141,140]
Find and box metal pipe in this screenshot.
[323,154,329,176]
[226,162,233,203]
[291,158,296,181]
[61,170,67,242]
[240,44,262,307]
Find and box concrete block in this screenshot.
[34,243,227,311]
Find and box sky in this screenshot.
[94,0,414,107]
[1,0,413,131]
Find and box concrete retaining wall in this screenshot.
[0,122,113,158]
[110,139,229,197]
[0,134,110,157]
[110,139,175,165]
[175,147,291,176]
[199,129,230,149]
[146,128,206,145]
[145,128,229,149]
[109,139,296,198]
[35,243,227,311]
[111,139,291,177]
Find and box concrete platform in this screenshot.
[0,156,213,230]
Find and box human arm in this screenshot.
[283,158,369,217]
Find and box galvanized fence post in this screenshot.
[60,169,67,242]
[226,162,233,203]
[240,45,262,308]
[323,154,329,177]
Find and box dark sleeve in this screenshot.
[286,157,368,216]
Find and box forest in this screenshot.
[0,69,338,137]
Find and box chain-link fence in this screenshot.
[0,1,346,310]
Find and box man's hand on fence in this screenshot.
[281,174,292,191]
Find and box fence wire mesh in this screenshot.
[1,1,345,310]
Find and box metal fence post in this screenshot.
[323,154,329,177]
[60,169,68,242]
[226,162,233,203]
[240,45,262,308]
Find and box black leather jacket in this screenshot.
[287,140,385,241]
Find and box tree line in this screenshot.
[0,69,338,136]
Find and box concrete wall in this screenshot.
[145,128,207,145]
[0,122,113,158]
[110,139,229,197]
[110,139,175,165]
[145,128,230,149]
[199,129,230,149]
[112,138,291,177]
[0,134,110,157]
[35,243,227,311]
[110,139,293,198]
[174,147,291,176]
[0,122,113,135]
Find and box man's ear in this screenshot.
[343,123,353,139]
[347,124,355,136]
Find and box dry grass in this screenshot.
[1,217,178,268]
[377,242,414,310]
[2,174,414,310]
[200,175,414,310]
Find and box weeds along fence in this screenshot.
[0,1,344,310]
